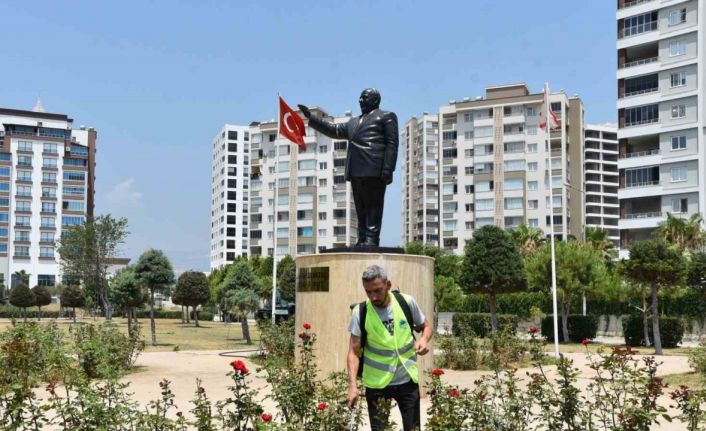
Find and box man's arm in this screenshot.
[381,112,399,184]
[346,334,362,407]
[414,318,433,356]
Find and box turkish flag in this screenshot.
[279,96,306,150]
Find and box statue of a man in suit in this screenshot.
[298,88,398,247]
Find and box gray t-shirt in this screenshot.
[348,293,425,386]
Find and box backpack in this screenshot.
[356,290,421,378]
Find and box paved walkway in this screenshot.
[124,350,697,430]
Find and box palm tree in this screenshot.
[657,213,705,251]
[509,224,546,257]
[13,270,30,286]
[584,227,617,264]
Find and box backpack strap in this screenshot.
[392,291,420,336]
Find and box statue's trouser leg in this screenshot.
[351,177,386,246]
[351,177,368,245]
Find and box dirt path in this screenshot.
[125,350,695,430]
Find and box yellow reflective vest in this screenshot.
[361,293,419,389]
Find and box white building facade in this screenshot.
[0,107,95,288]
[616,0,705,256]
[584,124,620,246]
[210,124,250,270]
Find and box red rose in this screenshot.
[529,327,540,334]
[303,322,312,330]
[581,338,590,347]
[261,413,272,423]
[176,411,183,417]
[448,388,459,398]
[431,368,444,376]
[230,360,249,374]
[317,402,328,411]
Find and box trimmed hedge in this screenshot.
[135,310,214,321]
[452,313,519,338]
[541,315,599,343]
[0,309,74,319]
[622,315,685,348]
[455,290,706,319]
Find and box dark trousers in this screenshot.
[350,177,387,246]
[365,380,421,431]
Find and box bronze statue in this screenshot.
[298,88,399,247]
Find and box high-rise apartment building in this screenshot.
[402,84,585,255]
[401,114,440,245]
[584,124,620,246]
[247,109,358,259]
[616,0,704,257]
[0,106,95,288]
[210,124,251,270]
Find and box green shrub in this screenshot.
[0,307,74,319]
[134,309,214,321]
[541,315,599,343]
[0,322,68,387]
[70,323,144,379]
[622,315,685,348]
[452,313,519,338]
[689,340,706,382]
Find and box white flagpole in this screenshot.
[546,82,560,358]
[272,94,281,323]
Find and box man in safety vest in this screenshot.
[346,265,433,431]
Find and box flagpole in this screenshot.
[546,82,561,358]
[272,93,280,324]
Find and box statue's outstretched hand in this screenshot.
[297,104,311,119]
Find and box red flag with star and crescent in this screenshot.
[279,96,306,150]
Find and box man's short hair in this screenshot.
[362,265,388,283]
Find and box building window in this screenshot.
[16,201,31,211]
[333,226,346,236]
[546,196,562,209]
[15,231,30,241]
[334,141,347,151]
[671,166,687,182]
[474,126,493,138]
[40,247,54,257]
[40,232,54,242]
[277,161,289,172]
[43,158,58,168]
[318,194,327,204]
[504,178,523,190]
[64,171,86,181]
[668,8,686,26]
[463,131,473,140]
[298,159,316,170]
[527,143,538,153]
[62,216,83,226]
[504,160,525,172]
[476,217,494,228]
[475,180,493,192]
[15,216,30,226]
[504,198,523,210]
[0,243,6,253]
[528,218,539,227]
[318,145,328,153]
[527,181,538,191]
[15,246,30,257]
[0,213,8,222]
[670,72,687,88]
[528,200,539,209]
[669,40,686,57]
[671,135,687,151]
[476,199,494,211]
[276,228,288,238]
[17,171,32,181]
[43,143,58,153]
[297,227,313,238]
[625,104,659,126]
[623,11,658,37]
[0,183,8,192]
[463,113,473,122]
[63,201,85,211]
[528,162,538,172]
[277,195,289,205]
[18,141,33,152]
[671,104,686,119]
[17,156,32,166]
[319,162,327,170]
[464,149,473,158]
[37,275,56,287]
[0,228,7,237]
[333,175,345,184]
[43,172,57,182]
[63,186,85,196]
[671,198,688,213]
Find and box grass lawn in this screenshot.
[0,317,261,352]
[663,372,705,389]
[547,342,696,357]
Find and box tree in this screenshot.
[60,285,85,323]
[134,249,175,346]
[277,255,296,302]
[9,283,34,321]
[509,224,546,257]
[461,225,526,332]
[584,227,617,266]
[13,270,30,285]
[57,215,129,320]
[687,252,706,298]
[32,286,52,321]
[220,261,261,344]
[0,274,6,303]
[657,213,705,252]
[620,239,687,355]
[432,275,464,331]
[526,241,608,343]
[174,271,210,327]
[109,267,145,332]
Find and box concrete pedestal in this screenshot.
[295,252,434,393]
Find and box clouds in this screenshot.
[106,178,143,209]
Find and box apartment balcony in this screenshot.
[619,211,663,230]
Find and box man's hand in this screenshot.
[297,104,312,119]
[381,173,393,185]
[347,384,359,408]
[415,339,429,356]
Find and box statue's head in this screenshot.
[359,88,381,115]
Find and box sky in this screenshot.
[1,0,618,272]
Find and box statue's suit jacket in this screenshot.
[308,109,399,181]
